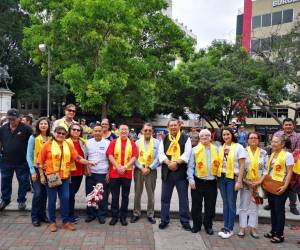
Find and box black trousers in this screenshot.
[268,190,288,237]
[69,175,83,217]
[110,178,131,219]
[191,178,217,229]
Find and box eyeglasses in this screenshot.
[101,123,109,125]
[249,137,259,140]
[144,129,152,132]
[67,109,76,113]
[56,132,66,136]
[71,128,81,132]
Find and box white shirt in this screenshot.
[86,138,110,174]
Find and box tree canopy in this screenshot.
[21,0,195,119]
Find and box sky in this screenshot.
[172,0,244,49]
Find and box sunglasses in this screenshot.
[71,128,81,132]
[67,109,76,113]
[56,132,66,136]
[144,129,152,132]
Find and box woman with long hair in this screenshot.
[217,127,246,239]
[26,117,51,227]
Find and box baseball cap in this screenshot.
[6,108,20,118]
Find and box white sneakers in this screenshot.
[218,228,234,239]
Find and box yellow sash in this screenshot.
[194,143,220,178]
[218,143,237,179]
[138,136,154,168]
[293,159,300,175]
[267,150,287,182]
[51,140,73,175]
[246,147,260,181]
[33,135,46,167]
[166,131,181,161]
[114,138,133,168]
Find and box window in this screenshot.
[277,109,288,118]
[283,9,293,23]
[251,39,260,52]
[252,15,262,29]
[261,37,271,51]
[272,11,282,25]
[262,13,271,27]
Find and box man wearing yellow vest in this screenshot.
[131,123,160,224]
[187,129,219,235]
[51,104,77,133]
[158,119,192,230]
[106,124,138,226]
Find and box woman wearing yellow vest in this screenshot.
[187,129,219,235]
[293,148,300,246]
[26,117,51,227]
[217,127,246,239]
[66,123,87,223]
[264,135,294,244]
[238,132,268,239]
[38,126,95,232]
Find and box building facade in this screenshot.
[236,0,300,133]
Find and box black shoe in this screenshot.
[264,205,271,211]
[191,227,201,233]
[290,207,300,215]
[18,202,26,211]
[147,217,156,224]
[32,221,41,227]
[120,217,128,226]
[70,215,80,224]
[159,222,169,229]
[182,223,192,231]
[98,217,106,224]
[0,201,10,211]
[40,217,50,223]
[130,215,139,223]
[205,228,214,235]
[85,216,96,223]
[109,217,118,226]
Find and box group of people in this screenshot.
[0,105,299,245]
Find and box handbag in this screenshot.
[46,146,63,188]
[262,174,284,195]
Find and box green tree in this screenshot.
[21,0,195,119]
[160,40,285,126]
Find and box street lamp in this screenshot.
[38,43,51,117]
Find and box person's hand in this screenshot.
[168,161,177,171]
[88,161,97,167]
[85,166,92,176]
[276,185,287,195]
[251,181,260,188]
[118,166,126,175]
[105,173,110,183]
[31,173,37,182]
[142,168,150,176]
[189,180,196,190]
[40,174,46,185]
[235,181,241,191]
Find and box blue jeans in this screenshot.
[31,169,47,222]
[219,176,237,231]
[85,173,108,219]
[161,173,190,225]
[46,179,70,224]
[0,162,30,203]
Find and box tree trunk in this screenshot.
[101,103,108,119]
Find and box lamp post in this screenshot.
[38,43,51,117]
